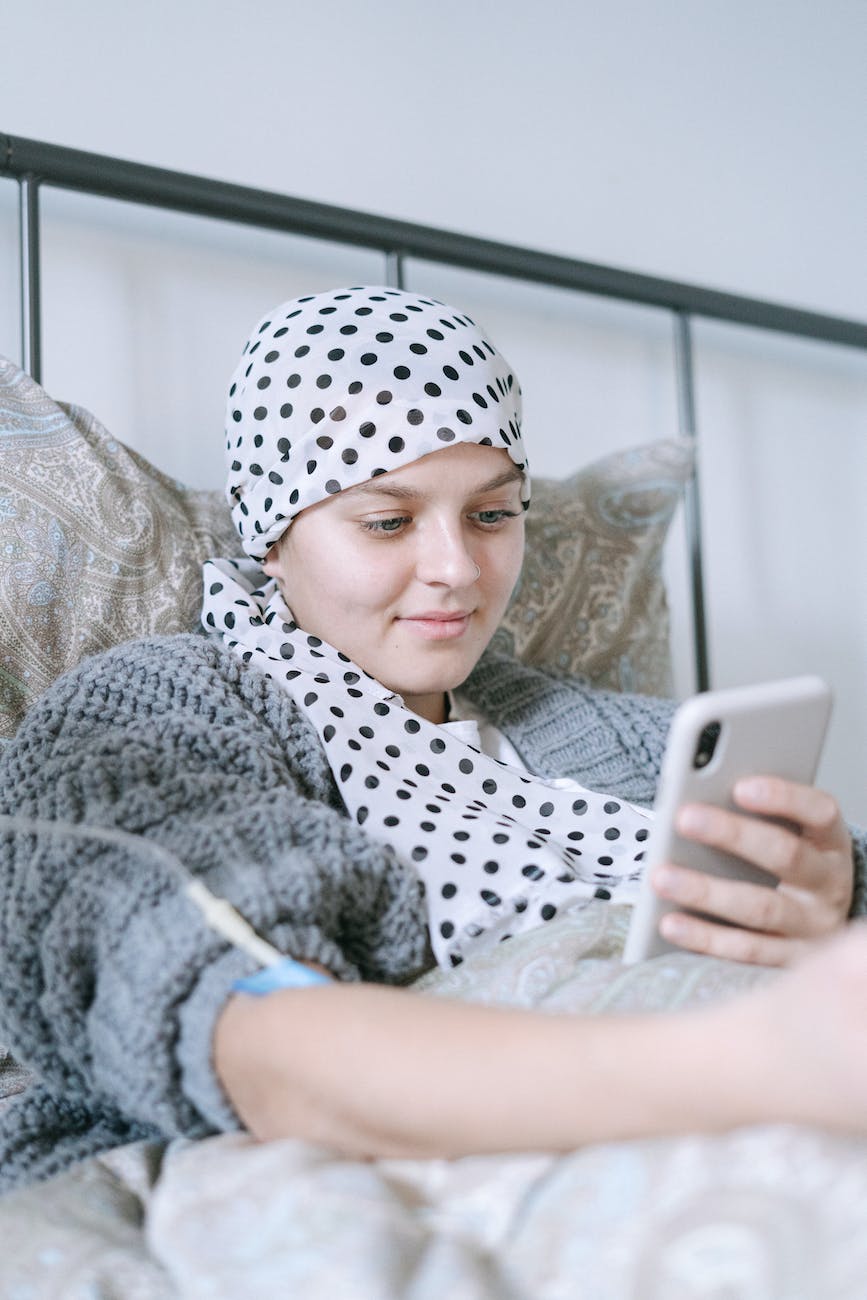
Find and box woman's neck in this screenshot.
[403,690,448,725]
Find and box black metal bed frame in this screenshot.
[3,132,866,691]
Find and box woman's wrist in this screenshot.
[233,957,333,996]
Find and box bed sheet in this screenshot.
[2,904,866,1299]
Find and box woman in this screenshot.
[0,286,864,1190]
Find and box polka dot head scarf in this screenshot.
[223,285,530,560]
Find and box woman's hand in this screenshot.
[650,776,855,966]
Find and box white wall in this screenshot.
[1,0,865,819]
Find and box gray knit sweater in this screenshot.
[0,635,864,1193]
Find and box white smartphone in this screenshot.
[622,675,833,964]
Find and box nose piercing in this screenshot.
[473,562,481,580]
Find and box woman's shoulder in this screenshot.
[464,644,677,728]
[463,645,677,803]
[35,632,270,702]
[11,634,235,724]
[5,633,318,761]
[71,630,236,678]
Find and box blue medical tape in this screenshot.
[233,957,333,996]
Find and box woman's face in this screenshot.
[263,442,525,723]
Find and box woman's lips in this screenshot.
[397,611,472,641]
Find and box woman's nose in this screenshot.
[415,524,479,588]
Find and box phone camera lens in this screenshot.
[693,721,721,769]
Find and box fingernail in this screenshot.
[735,777,766,803]
[653,866,674,891]
[676,805,708,834]
[660,914,686,940]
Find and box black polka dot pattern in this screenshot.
[201,558,653,969]
[218,285,529,561]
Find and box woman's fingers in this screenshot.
[673,789,850,898]
[657,906,809,967]
[673,801,814,888]
[650,776,856,963]
[654,863,791,932]
[652,858,836,940]
[733,776,846,843]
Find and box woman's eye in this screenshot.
[361,516,410,535]
[472,509,517,527]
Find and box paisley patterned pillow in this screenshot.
[0,357,691,743]
[499,438,694,694]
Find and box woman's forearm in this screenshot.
[214,980,769,1160]
[217,920,867,1161]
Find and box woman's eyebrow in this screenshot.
[471,468,525,493]
[346,467,523,503]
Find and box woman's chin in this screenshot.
[380,656,484,705]
[348,620,496,702]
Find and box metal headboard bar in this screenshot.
[17,176,41,381]
[3,134,865,691]
[673,313,710,683]
[3,134,866,350]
